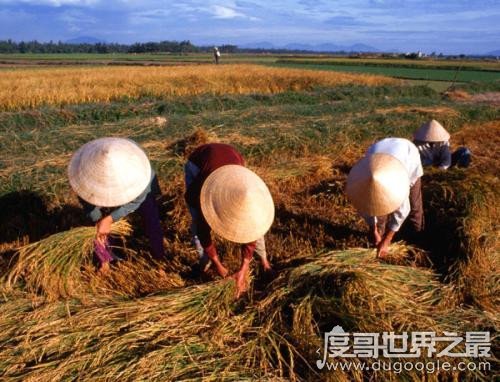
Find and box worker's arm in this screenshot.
[109,184,150,223]
[233,241,257,298]
[79,196,103,223]
[378,198,411,258]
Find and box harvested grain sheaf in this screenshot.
[0,247,495,381]
[423,169,499,314]
[2,220,184,300]
[0,64,396,110]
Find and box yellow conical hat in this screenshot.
[200,165,274,243]
[346,153,409,216]
[68,137,151,207]
[413,119,450,142]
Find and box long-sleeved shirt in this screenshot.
[185,143,245,208]
[414,140,451,169]
[363,138,423,232]
[81,169,157,223]
[185,143,255,259]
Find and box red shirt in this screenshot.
[185,143,245,208]
[185,143,255,259]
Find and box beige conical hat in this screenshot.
[346,153,409,216]
[68,137,151,207]
[413,119,450,142]
[200,165,274,243]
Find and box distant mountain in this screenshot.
[284,43,315,51]
[240,41,275,49]
[245,41,378,53]
[348,43,378,52]
[315,43,343,52]
[486,50,500,56]
[66,36,106,44]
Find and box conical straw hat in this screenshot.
[346,153,409,216]
[200,165,274,243]
[68,137,151,207]
[413,119,450,142]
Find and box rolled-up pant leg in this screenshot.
[376,216,388,237]
[254,236,268,262]
[408,178,424,232]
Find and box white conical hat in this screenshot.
[413,119,450,142]
[200,165,274,243]
[346,153,409,216]
[68,137,151,207]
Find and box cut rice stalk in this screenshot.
[2,220,132,299]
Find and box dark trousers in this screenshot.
[83,178,165,263]
[408,178,424,232]
[377,178,424,235]
[137,190,165,261]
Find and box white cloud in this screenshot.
[210,5,244,18]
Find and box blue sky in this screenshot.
[0,0,499,54]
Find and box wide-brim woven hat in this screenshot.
[346,153,409,216]
[413,119,450,142]
[200,165,274,243]
[68,137,151,207]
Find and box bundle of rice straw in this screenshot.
[423,170,499,314]
[255,248,495,381]
[0,246,494,381]
[2,220,135,299]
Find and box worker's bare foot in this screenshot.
[98,261,111,275]
[232,270,248,298]
[261,258,272,272]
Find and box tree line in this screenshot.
[0,40,239,54]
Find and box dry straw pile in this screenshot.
[0,247,495,381]
[2,220,184,300]
[0,64,396,110]
[423,170,499,314]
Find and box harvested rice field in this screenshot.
[0,63,499,381]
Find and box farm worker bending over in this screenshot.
[346,138,424,258]
[184,143,274,297]
[413,119,471,169]
[68,137,166,273]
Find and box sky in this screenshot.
[0,0,499,54]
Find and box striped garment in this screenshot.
[414,140,452,169]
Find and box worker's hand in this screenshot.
[204,245,228,277]
[98,261,111,275]
[376,241,390,259]
[207,252,228,278]
[96,215,113,241]
[376,230,395,259]
[213,258,229,278]
[232,257,251,298]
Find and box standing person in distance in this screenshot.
[213,46,221,64]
